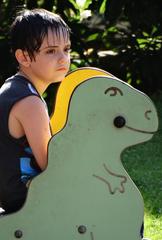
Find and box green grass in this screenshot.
[122,92,162,240]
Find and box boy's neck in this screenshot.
[17,70,47,95]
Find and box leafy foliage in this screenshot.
[0,0,162,95]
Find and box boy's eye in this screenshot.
[46,49,56,54]
[65,47,71,53]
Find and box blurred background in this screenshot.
[0,0,162,95]
[0,1,162,239]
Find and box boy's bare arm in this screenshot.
[10,96,51,170]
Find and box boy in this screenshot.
[0,8,71,214]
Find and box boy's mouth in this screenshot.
[56,67,67,71]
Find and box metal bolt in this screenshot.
[14,230,23,238]
[78,225,87,234]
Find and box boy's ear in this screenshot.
[15,49,31,67]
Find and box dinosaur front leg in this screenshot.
[93,163,127,194]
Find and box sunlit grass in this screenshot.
[144,211,162,240]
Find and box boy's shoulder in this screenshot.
[0,74,39,98]
[0,75,41,112]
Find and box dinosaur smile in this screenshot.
[113,116,158,134]
[125,125,157,134]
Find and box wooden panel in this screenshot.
[0,69,158,240]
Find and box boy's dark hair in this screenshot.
[10,8,70,61]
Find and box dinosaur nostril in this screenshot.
[145,110,152,120]
[114,116,126,128]
[78,225,87,234]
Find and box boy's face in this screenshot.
[29,28,71,84]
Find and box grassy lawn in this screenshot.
[122,92,162,240]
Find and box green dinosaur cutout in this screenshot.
[0,69,158,240]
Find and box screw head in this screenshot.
[14,230,23,238]
[78,225,87,234]
[114,116,126,128]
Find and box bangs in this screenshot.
[50,26,70,43]
[30,21,70,59]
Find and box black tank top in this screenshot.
[0,74,44,213]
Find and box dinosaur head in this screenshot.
[52,75,158,151]
[101,77,158,147]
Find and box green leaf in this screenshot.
[83,0,92,10]
[107,26,118,33]
[68,0,80,10]
[86,33,99,41]
[142,31,149,37]
[99,0,107,14]
[151,26,158,35]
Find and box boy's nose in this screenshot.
[58,58,65,64]
[58,53,67,64]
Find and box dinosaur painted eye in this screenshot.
[114,116,126,128]
[104,87,123,96]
